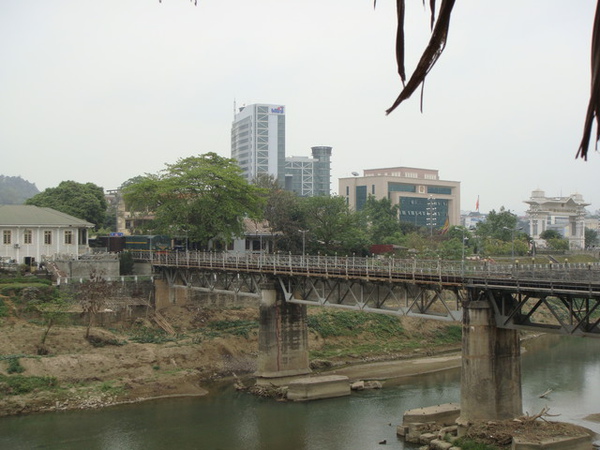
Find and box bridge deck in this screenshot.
[134,251,600,337]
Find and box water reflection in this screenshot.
[1,335,599,449]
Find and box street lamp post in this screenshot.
[299,229,307,264]
[503,226,523,260]
[461,227,468,275]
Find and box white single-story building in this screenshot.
[208,218,280,254]
[0,205,94,266]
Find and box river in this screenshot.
[1,334,599,450]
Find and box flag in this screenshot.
[440,215,450,234]
[475,195,480,212]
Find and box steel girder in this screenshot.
[468,286,600,337]
[159,267,264,297]
[277,275,463,322]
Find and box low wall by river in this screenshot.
[154,280,258,311]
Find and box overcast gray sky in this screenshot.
[1,0,597,215]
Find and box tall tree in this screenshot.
[475,207,519,241]
[261,186,305,253]
[361,196,402,244]
[122,153,265,246]
[585,227,599,248]
[26,180,106,228]
[300,196,367,255]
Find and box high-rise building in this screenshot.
[231,103,286,185]
[284,146,332,196]
[339,167,461,230]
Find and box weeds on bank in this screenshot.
[433,324,462,344]
[0,298,8,318]
[207,320,258,338]
[129,327,177,344]
[188,319,259,343]
[0,354,34,374]
[307,310,462,360]
[307,310,405,339]
[98,381,126,396]
[0,374,58,396]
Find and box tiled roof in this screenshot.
[0,205,94,227]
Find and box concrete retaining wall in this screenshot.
[287,375,350,401]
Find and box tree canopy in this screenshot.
[122,153,265,246]
[475,207,519,242]
[26,180,106,227]
[300,196,367,255]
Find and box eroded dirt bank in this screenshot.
[0,305,463,417]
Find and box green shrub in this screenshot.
[0,374,58,396]
[0,299,8,318]
[207,320,258,339]
[434,324,462,344]
[129,327,175,344]
[6,357,25,374]
[0,277,52,285]
[307,310,404,338]
[0,283,57,302]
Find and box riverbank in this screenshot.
[0,304,464,417]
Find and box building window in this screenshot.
[389,183,416,193]
[44,231,52,245]
[3,230,11,245]
[356,185,367,211]
[24,230,32,244]
[427,186,453,195]
[64,230,73,245]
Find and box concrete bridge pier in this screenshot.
[255,280,311,385]
[459,299,522,423]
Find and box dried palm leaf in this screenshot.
[386,0,456,115]
[395,0,406,83]
[577,0,600,160]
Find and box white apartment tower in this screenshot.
[231,104,286,185]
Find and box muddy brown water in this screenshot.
[1,334,599,449]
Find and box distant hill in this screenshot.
[0,175,40,204]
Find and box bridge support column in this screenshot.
[459,300,522,423]
[255,281,311,385]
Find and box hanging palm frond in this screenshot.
[385,0,456,115]
[395,0,406,83]
[577,0,600,160]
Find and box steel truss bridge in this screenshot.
[133,251,600,338]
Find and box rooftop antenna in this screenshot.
[233,99,237,118]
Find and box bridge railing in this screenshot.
[131,251,600,287]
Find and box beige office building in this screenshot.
[339,167,461,231]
